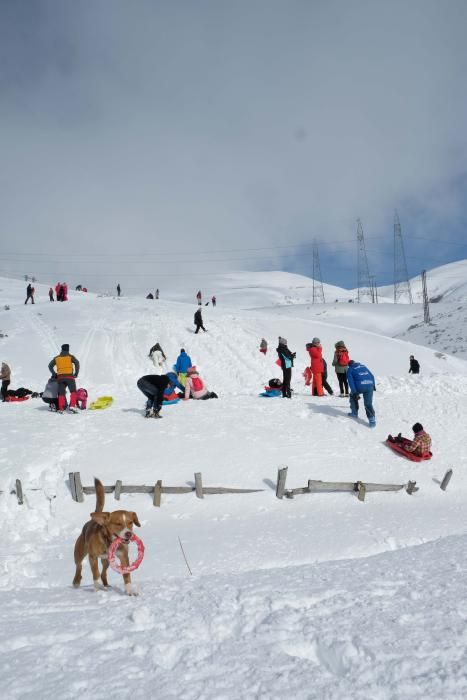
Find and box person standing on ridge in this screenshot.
[211,295,216,307]
[49,287,55,302]
[409,355,420,374]
[276,337,296,398]
[48,344,80,413]
[346,359,376,427]
[196,290,202,305]
[194,307,207,333]
[1,361,11,402]
[117,283,121,298]
[25,283,34,304]
[155,289,159,300]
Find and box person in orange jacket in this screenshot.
[306,338,324,396]
[48,344,80,413]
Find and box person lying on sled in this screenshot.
[388,423,432,457]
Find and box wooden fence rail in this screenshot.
[276,466,419,503]
[69,472,264,507]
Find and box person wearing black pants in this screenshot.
[1,362,11,402]
[276,337,296,398]
[336,372,349,396]
[194,308,207,333]
[137,374,182,418]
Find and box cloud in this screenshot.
[1,0,467,288]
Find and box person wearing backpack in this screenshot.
[306,338,324,397]
[184,366,218,400]
[48,344,80,413]
[194,308,207,333]
[347,359,376,427]
[276,337,296,398]
[332,341,350,397]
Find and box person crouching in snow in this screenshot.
[184,366,218,400]
[148,342,167,374]
[306,338,324,396]
[137,373,182,418]
[389,423,432,457]
[276,337,295,398]
[346,359,376,427]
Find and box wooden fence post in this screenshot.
[15,479,23,505]
[114,480,122,501]
[153,480,162,507]
[440,469,453,491]
[356,481,366,502]
[276,466,288,499]
[194,472,204,499]
[69,472,84,503]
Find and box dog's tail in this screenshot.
[94,478,105,512]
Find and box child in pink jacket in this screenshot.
[184,367,218,400]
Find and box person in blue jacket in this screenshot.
[346,360,376,427]
[174,348,192,387]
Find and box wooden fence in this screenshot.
[275,466,420,502]
[0,468,454,506]
[69,471,264,507]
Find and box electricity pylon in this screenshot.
[357,219,372,303]
[312,240,326,303]
[394,211,413,303]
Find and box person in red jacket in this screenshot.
[306,338,324,396]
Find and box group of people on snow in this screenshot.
[268,335,422,434]
[138,346,218,418]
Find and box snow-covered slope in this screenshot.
[1,272,467,698]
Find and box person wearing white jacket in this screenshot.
[148,343,167,374]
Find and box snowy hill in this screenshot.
[2,271,467,697]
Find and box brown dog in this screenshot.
[73,478,141,596]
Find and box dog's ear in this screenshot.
[131,512,141,527]
[90,512,110,526]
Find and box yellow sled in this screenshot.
[89,396,114,410]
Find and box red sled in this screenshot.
[385,438,432,462]
[5,395,30,402]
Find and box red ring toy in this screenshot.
[107,533,145,574]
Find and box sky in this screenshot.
[1,0,467,293]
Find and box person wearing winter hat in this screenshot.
[404,423,432,456]
[48,344,80,413]
[184,366,218,400]
[346,359,376,427]
[276,337,296,398]
[332,341,350,396]
[306,338,324,397]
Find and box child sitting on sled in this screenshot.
[388,423,432,457]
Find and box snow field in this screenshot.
[1,270,467,698]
